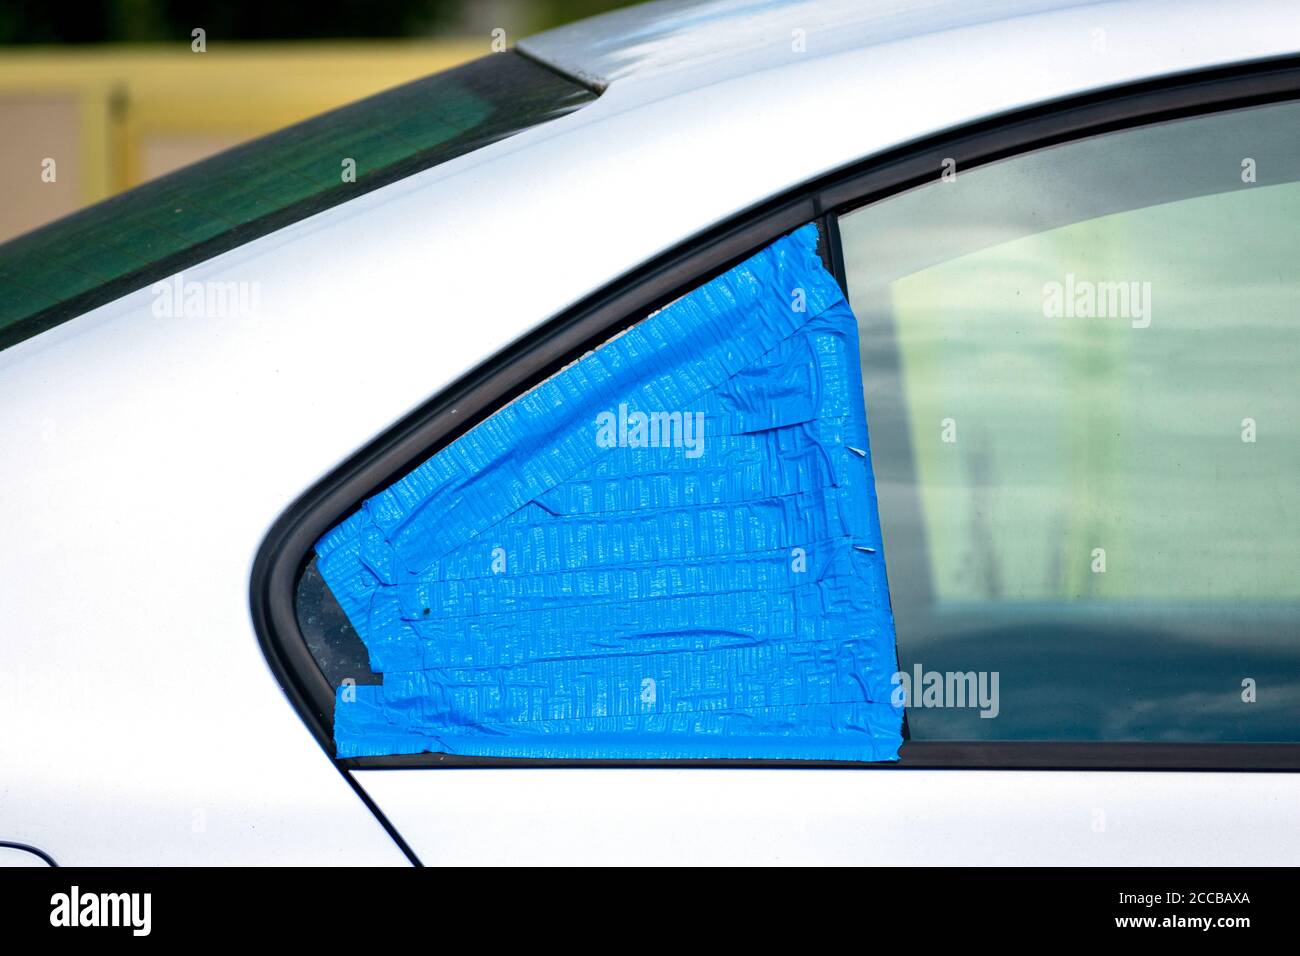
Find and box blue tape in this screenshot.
[319,223,903,760]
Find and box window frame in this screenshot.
[251,53,1300,772]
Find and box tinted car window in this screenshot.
[838,99,1300,742]
[0,51,593,350]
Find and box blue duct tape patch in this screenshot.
[318,223,904,761]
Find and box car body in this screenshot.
[1,0,1298,865]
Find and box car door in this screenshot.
[260,56,1300,865]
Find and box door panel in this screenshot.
[353,768,1300,865]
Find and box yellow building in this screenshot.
[0,41,483,242]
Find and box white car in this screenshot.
[2,0,1298,867]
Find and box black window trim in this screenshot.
[251,52,1300,773]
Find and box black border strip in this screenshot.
[343,741,1300,772]
[251,53,1300,777]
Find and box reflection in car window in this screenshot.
[839,99,1300,743]
[0,51,594,351]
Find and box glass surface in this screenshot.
[839,99,1300,742]
[0,51,594,350]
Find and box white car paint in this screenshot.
[0,0,1296,864]
[356,768,1300,866]
[0,845,51,867]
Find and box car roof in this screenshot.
[519,0,1098,91]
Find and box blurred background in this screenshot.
[0,0,637,242]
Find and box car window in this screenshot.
[297,224,907,762]
[0,51,594,351]
[838,98,1300,743]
